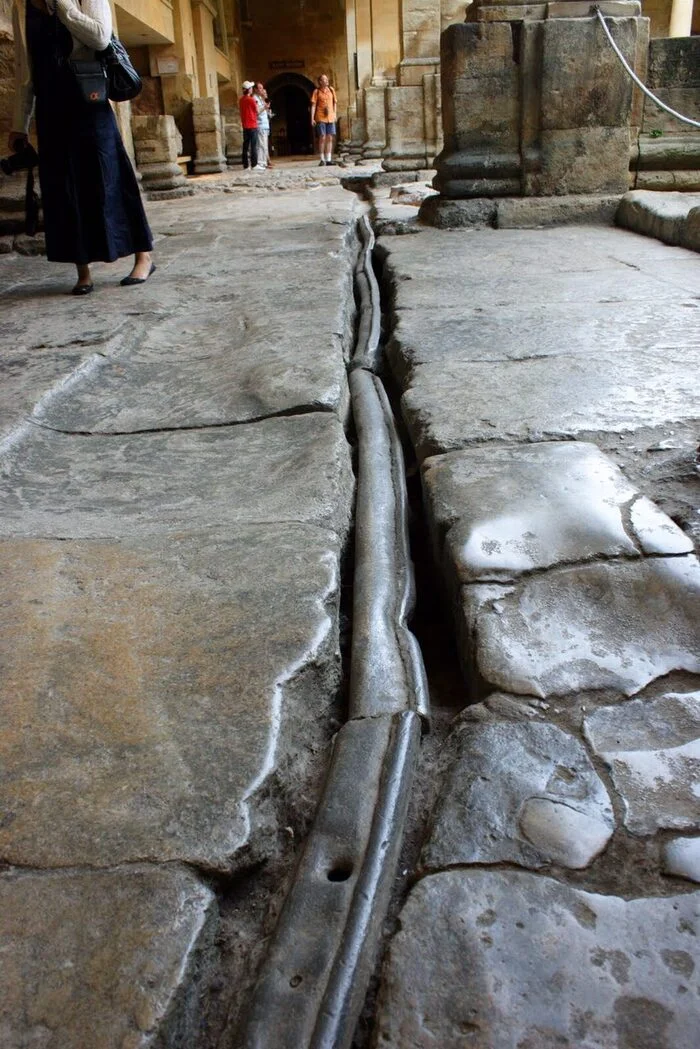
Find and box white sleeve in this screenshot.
[54,0,112,52]
[12,1,35,135]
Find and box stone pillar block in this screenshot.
[224,120,243,166]
[433,9,645,202]
[633,36,700,190]
[402,0,442,60]
[132,115,193,200]
[530,15,640,195]
[384,85,428,169]
[434,21,522,196]
[192,96,227,174]
[363,85,388,156]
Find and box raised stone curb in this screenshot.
[617,189,700,252]
[418,193,621,229]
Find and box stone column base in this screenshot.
[419,193,622,229]
[132,116,194,200]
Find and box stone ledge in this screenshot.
[418,193,622,229]
[617,189,700,252]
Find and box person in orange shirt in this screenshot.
[310,74,337,166]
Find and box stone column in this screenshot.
[191,0,219,99]
[355,0,374,152]
[432,0,646,203]
[382,0,442,169]
[132,115,194,199]
[668,0,693,37]
[192,95,226,173]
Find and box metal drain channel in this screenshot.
[241,212,428,1049]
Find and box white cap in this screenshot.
[242,80,254,90]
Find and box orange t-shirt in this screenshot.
[312,86,337,123]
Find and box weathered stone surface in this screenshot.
[0,866,216,1049]
[539,17,637,131]
[401,346,699,458]
[584,692,700,836]
[30,318,349,431]
[530,126,633,196]
[380,226,700,458]
[464,557,700,698]
[617,189,700,252]
[496,193,621,228]
[0,349,95,442]
[422,442,691,584]
[386,296,700,383]
[389,182,437,206]
[0,415,354,540]
[423,715,613,870]
[0,525,341,869]
[418,195,497,227]
[376,870,700,1049]
[663,837,700,884]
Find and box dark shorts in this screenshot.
[316,121,336,137]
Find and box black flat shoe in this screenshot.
[71,282,94,296]
[120,262,156,287]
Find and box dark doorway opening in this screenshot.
[266,73,315,157]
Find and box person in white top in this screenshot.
[253,82,273,170]
[9,0,154,294]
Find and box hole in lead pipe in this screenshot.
[327,864,353,882]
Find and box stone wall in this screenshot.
[0,0,14,141]
[634,35,700,189]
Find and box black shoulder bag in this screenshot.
[98,36,142,103]
[56,3,141,105]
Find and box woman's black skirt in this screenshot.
[35,93,153,266]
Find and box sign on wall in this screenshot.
[269,60,306,70]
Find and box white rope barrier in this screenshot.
[595,7,700,129]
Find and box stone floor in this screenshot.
[373,202,700,1049]
[1,177,699,1049]
[0,184,360,1047]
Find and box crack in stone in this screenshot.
[27,403,337,438]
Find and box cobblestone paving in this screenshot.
[376,221,700,1049]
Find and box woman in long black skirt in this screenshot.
[9,0,154,294]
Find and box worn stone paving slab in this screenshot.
[422,442,692,584]
[0,415,353,540]
[400,348,699,460]
[0,525,340,870]
[0,866,216,1049]
[464,556,700,699]
[423,710,613,871]
[0,186,358,443]
[381,228,699,309]
[386,299,700,383]
[31,314,349,432]
[380,225,700,459]
[584,692,700,836]
[375,869,700,1049]
[0,350,96,442]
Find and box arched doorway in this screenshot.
[265,72,315,157]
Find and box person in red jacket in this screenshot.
[239,81,259,170]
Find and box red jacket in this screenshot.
[239,95,258,130]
